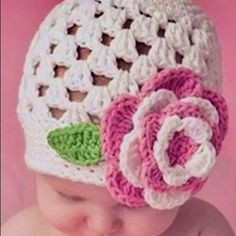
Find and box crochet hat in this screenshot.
[18,0,228,209]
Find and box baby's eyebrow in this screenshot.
[50,181,119,205]
[56,187,124,208]
[51,184,84,197]
[57,190,85,201]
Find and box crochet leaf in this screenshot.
[47,123,102,166]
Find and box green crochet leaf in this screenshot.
[47,123,102,166]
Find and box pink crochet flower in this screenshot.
[101,68,228,209]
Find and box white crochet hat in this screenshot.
[18,0,227,209]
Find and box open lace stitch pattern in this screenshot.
[18,0,222,189]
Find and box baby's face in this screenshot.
[36,175,179,236]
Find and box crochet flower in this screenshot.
[101,68,228,209]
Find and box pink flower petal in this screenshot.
[140,112,170,192]
[167,131,198,166]
[141,68,203,99]
[202,89,229,153]
[144,188,191,210]
[119,130,143,187]
[180,96,219,126]
[141,102,207,192]
[106,165,145,207]
[161,101,204,120]
[101,95,140,163]
[102,95,145,207]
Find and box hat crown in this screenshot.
[18,0,222,188]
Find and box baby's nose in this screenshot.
[86,207,122,234]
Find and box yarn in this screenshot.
[17,0,227,209]
[47,123,102,166]
[101,68,228,209]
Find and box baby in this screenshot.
[2,0,235,235]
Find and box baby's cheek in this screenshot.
[38,197,84,233]
[123,207,179,236]
[126,220,166,236]
[129,221,166,236]
[45,208,86,233]
[52,216,84,233]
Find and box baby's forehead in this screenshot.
[43,174,117,205]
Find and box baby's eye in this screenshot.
[57,191,84,203]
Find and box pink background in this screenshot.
[2,0,236,231]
